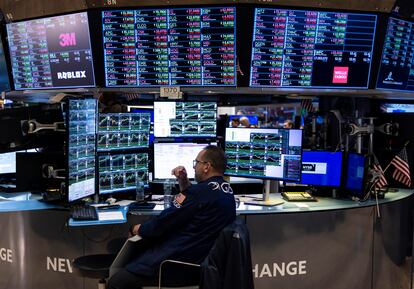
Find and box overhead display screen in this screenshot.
[376,17,414,91]
[6,12,95,90]
[102,7,236,87]
[250,8,377,88]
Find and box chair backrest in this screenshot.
[200,219,254,289]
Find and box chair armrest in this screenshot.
[158,259,201,289]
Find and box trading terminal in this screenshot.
[0,1,413,289]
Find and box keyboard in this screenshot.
[128,201,156,212]
[70,205,99,221]
[282,192,317,202]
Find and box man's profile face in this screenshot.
[194,150,206,183]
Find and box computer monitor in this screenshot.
[376,17,414,92]
[250,8,377,88]
[66,98,97,203]
[344,152,367,197]
[380,103,414,113]
[6,12,95,90]
[0,149,38,176]
[97,112,151,151]
[154,101,217,138]
[0,34,10,92]
[153,142,215,180]
[98,152,149,195]
[102,7,236,87]
[127,105,154,144]
[300,151,343,187]
[224,128,303,182]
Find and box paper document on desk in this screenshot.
[110,235,142,277]
[98,211,124,221]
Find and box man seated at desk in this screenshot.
[107,145,236,289]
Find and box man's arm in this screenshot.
[171,166,192,191]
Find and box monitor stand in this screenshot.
[244,180,284,207]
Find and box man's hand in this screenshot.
[129,224,141,238]
[171,166,191,191]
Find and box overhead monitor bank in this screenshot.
[6,12,96,90]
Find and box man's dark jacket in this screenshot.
[126,176,236,276]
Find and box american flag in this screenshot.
[300,99,314,113]
[372,155,388,189]
[390,147,411,187]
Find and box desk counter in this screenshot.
[0,190,412,289]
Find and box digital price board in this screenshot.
[376,17,414,92]
[250,8,377,88]
[6,12,95,90]
[102,7,236,87]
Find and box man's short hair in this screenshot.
[203,145,227,174]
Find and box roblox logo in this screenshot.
[332,67,349,84]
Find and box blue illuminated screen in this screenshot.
[345,153,366,195]
[300,151,342,187]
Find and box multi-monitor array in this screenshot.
[0,8,413,91]
[60,98,369,202]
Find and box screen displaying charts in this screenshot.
[224,128,302,181]
[99,153,148,195]
[67,99,96,202]
[154,102,217,138]
[154,142,215,179]
[250,8,377,88]
[102,7,236,87]
[376,17,414,91]
[6,12,95,90]
[97,113,151,151]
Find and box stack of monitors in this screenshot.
[376,17,414,92]
[67,99,97,202]
[224,128,302,182]
[102,7,236,87]
[154,102,217,138]
[97,113,151,151]
[99,153,149,195]
[6,12,95,90]
[249,8,377,88]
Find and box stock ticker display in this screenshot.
[224,128,302,181]
[99,153,148,194]
[154,102,217,138]
[102,7,236,87]
[250,8,377,88]
[376,17,414,92]
[6,12,95,90]
[67,99,97,202]
[97,113,151,151]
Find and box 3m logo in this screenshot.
[332,67,349,84]
[59,33,77,47]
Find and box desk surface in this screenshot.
[0,190,412,215]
